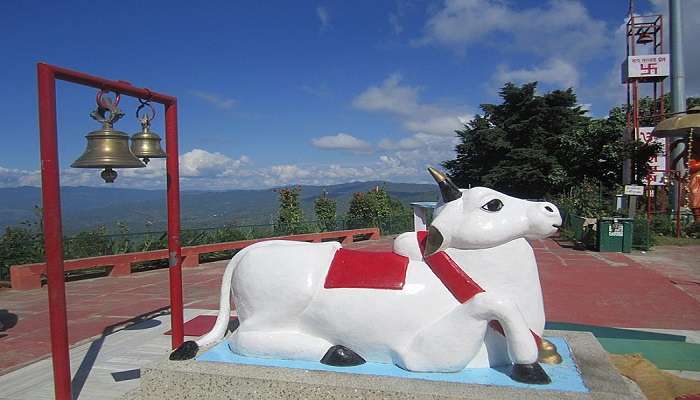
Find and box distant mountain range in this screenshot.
[0,182,437,234]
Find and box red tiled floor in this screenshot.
[1,237,699,376]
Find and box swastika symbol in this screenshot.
[640,63,658,75]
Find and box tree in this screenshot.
[314,191,337,232]
[443,82,660,198]
[0,225,44,281]
[346,186,395,229]
[274,187,304,234]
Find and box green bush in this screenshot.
[553,178,611,218]
[686,222,700,238]
[649,214,675,236]
[633,217,653,250]
[0,225,44,281]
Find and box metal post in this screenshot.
[165,102,184,349]
[37,64,72,400]
[669,0,686,211]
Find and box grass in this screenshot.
[653,235,700,246]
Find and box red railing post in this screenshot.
[37,63,72,400]
[165,102,184,349]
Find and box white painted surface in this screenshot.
[410,201,437,231]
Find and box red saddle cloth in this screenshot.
[324,248,409,290]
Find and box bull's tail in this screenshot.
[169,246,249,360]
[194,249,242,348]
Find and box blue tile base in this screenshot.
[196,336,589,393]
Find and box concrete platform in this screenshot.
[127,330,643,400]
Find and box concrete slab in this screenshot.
[129,330,643,400]
[0,309,218,400]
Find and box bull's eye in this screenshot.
[481,199,503,212]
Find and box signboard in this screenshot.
[638,127,667,185]
[624,185,645,196]
[621,54,670,83]
[608,223,624,237]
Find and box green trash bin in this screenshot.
[597,218,634,253]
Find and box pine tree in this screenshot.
[314,191,337,232]
[274,187,304,234]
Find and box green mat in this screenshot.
[545,322,686,341]
[598,338,700,371]
[546,322,699,371]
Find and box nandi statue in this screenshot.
[171,167,562,384]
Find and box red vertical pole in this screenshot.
[37,64,72,400]
[165,102,184,348]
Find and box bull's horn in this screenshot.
[427,167,462,202]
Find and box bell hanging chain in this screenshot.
[136,99,156,131]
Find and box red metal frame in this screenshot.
[36,63,183,400]
[624,13,667,223]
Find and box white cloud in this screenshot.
[316,6,330,30]
[493,59,580,88]
[379,132,453,151]
[190,91,237,110]
[0,166,40,187]
[311,133,372,152]
[647,0,700,96]
[353,73,420,115]
[353,74,471,136]
[255,160,418,188]
[403,114,468,136]
[418,0,611,60]
[179,149,249,178]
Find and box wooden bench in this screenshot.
[10,228,380,290]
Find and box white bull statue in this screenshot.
[171,167,563,384]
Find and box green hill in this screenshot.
[0,182,437,234]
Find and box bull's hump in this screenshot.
[393,232,424,260]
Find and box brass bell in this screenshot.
[72,100,145,183]
[130,102,166,164]
[637,31,654,44]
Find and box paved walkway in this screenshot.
[1,237,699,376]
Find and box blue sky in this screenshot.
[1,0,697,190]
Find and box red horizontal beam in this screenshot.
[40,63,176,105]
[10,228,380,289]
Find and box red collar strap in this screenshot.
[416,231,542,347]
[417,231,485,303]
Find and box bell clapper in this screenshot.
[101,168,118,183]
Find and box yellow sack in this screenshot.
[610,353,700,400]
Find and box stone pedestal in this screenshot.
[124,331,643,400]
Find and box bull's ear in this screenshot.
[424,225,445,255]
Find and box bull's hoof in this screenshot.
[511,362,551,384]
[169,340,199,361]
[320,345,365,366]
